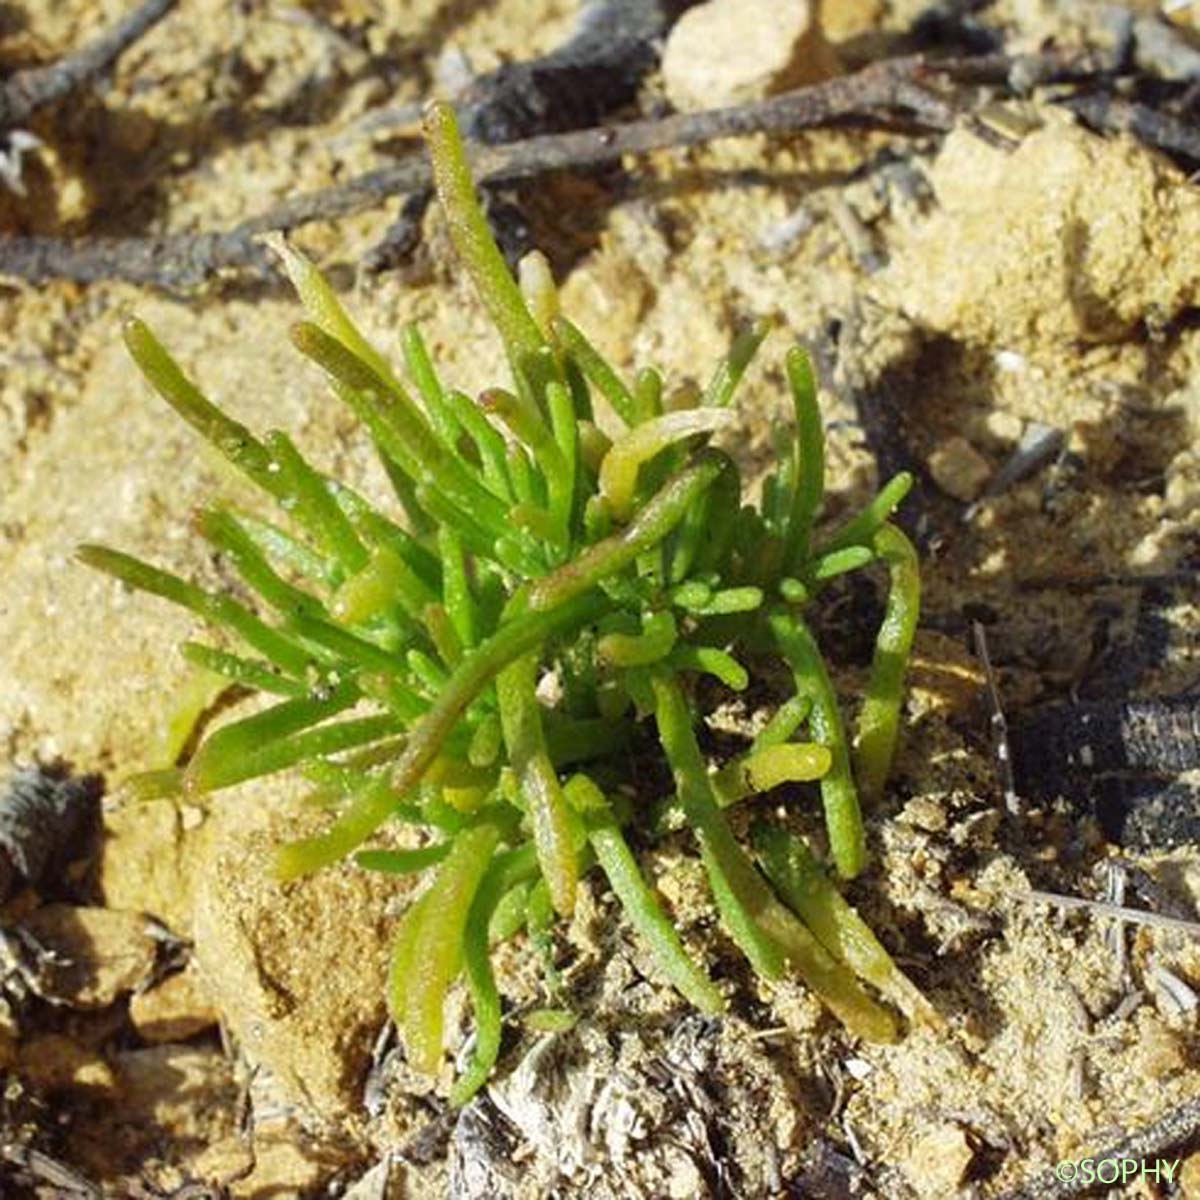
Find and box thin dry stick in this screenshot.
[999,1096,1200,1200]
[972,622,1020,816]
[1011,887,1200,938]
[0,1143,101,1198]
[0,54,959,288]
[0,0,178,129]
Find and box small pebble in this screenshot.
[194,1132,348,1199]
[19,1033,117,1095]
[1133,1015,1186,1079]
[993,348,1027,374]
[984,410,1025,444]
[904,1123,975,1196]
[21,905,157,1007]
[130,963,219,1043]
[661,0,839,113]
[902,796,948,833]
[928,436,992,502]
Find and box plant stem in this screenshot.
[752,824,940,1028]
[450,841,540,1104]
[651,673,897,1041]
[769,611,865,879]
[424,100,545,367]
[398,809,508,1077]
[526,451,729,613]
[122,318,280,497]
[817,471,912,556]
[854,523,919,805]
[276,591,607,878]
[497,654,579,916]
[784,346,824,571]
[567,775,723,1013]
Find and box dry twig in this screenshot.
[0,54,958,288]
[0,0,178,129]
[972,622,1020,816]
[364,0,689,269]
[1010,887,1200,938]
[0,1142,101,1198]
[1000,1097,1200,1199]
[1059,92,1200,162]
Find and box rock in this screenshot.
[907,630,986,718]
[1180,1152,1200,1199]
[18,1033,117,1094]
[927,436,992,502]
[20,904,157,1007]
[192,802,411,1115]
[116,1045,236,1142]
[1131,1014,1186,1078]
[130,962,219,1043]
[823,0,886,41]
[661,0,840,113]
[984,409,1026,445]
[98,797,207,936]
[192,1132,350,1199]
[882,117,1200,353]
[903,1123,974,1196]
[901,796,948,834]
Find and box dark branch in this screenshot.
[999,1097,1200,1199]
[0,0,178,129]
[0,230,271,290]
[242,55,955,235]
[0,54,958,288]
[1059,92,1200,163]
[357,0,696,268]
[459,0,698,144]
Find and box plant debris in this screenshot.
[0,0,177,131]
[0,765,101,903]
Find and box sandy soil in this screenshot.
[1,1,1199,1197]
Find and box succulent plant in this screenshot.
[80,101,933,1104]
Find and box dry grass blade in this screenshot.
[1011,887,1200,938]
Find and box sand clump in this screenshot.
[191,797,412,1117]
[882,115,1200,354]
